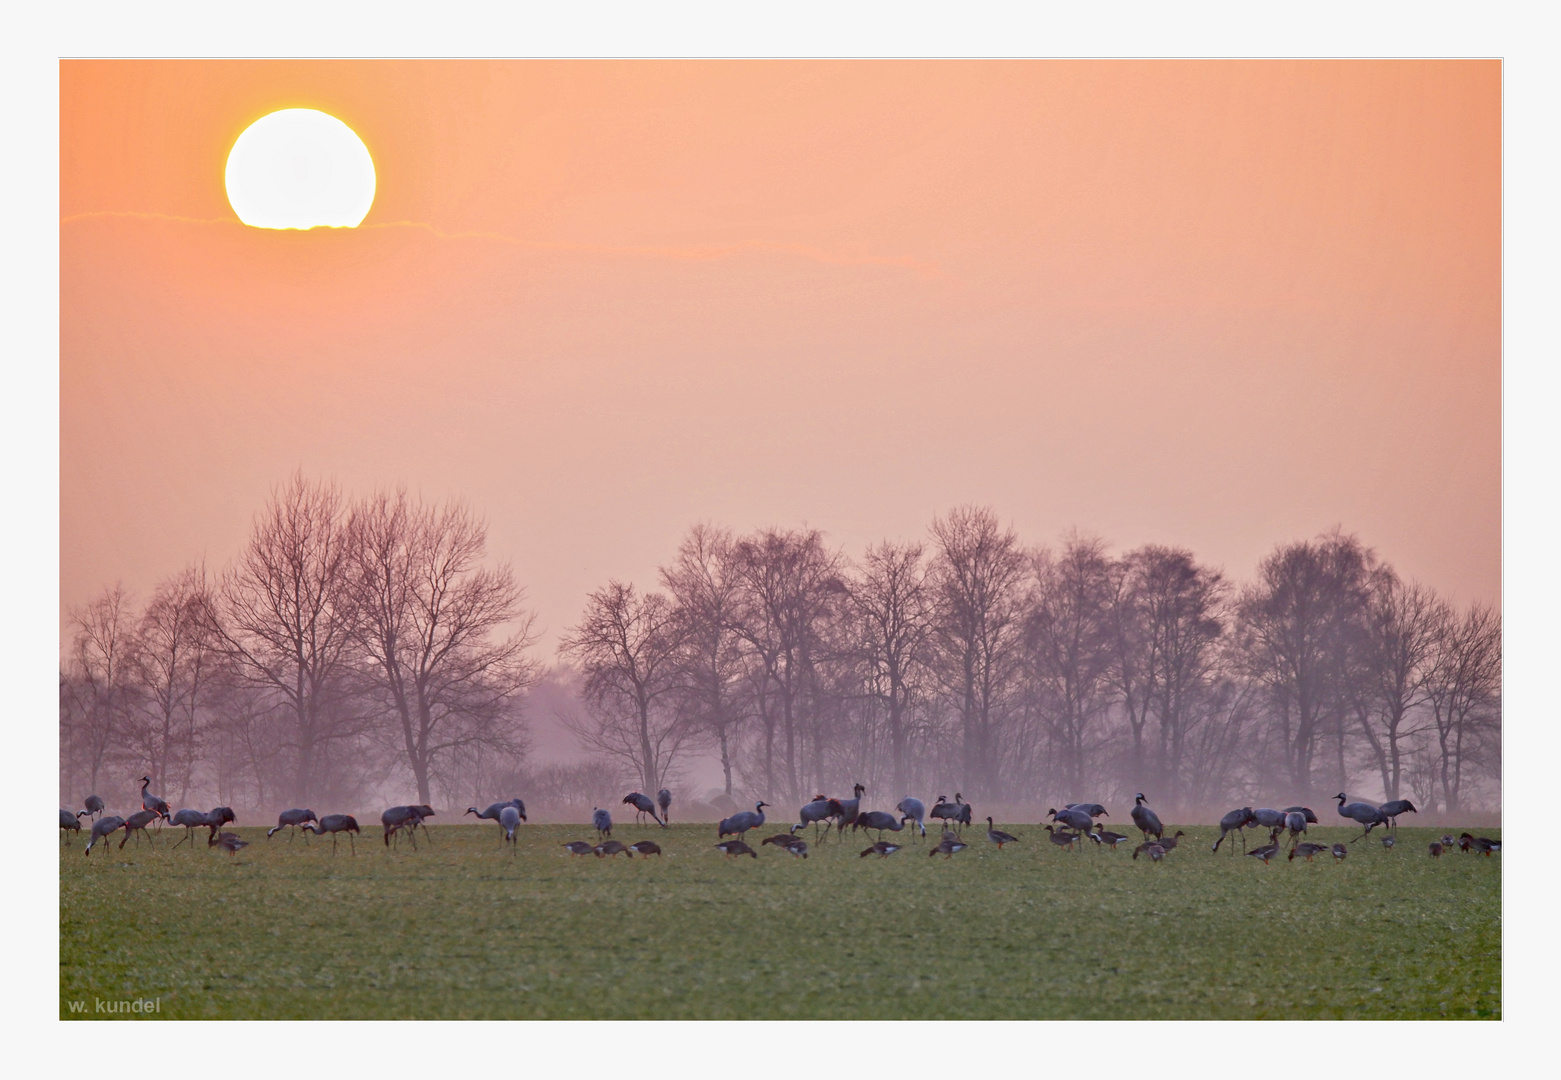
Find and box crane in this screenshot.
[623,791,664,826]
[854,810,908,840]
[717,801,768,840]
[120,809,162,848]
[300,814,361,855]
[592,808,614,838]
[897,797,927,838]
[83,795,104,820]
[657,788,672,824]
[797,795,844,839]
[84,816,126,856]
[268,809,319,841]
[499,804,522,851]
[1212,807,1256,853]
[1333,793,1388,840]
[1130,793,1163,840]
[1378,799,1418,830]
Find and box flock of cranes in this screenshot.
[62,779,1499,867]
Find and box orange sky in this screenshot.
[61,60,1500,647]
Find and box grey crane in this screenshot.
[623,792,665,826]
[499,804,522,851]
[595,840,633,858]
[1066,802,1109,819]
[836,783,867,833]
[1250,807,1288,842]
[209,806,237,831]
[629,840,663,857]
[84,815,126,856]
[1289,842,1328,862]
[61,808,85,837]
[592,807,614,839]
[1378,799,1418,830]
[120,808,162,848]
[1284,811,1309,844]
[562,841,596,856]
[1130,793,1163,840]
[301,814,361,855]
[170,808,214,849]
[854,810,908,840]
[896,797,927,838]
[83,795,104,820]
[718,801,768,840]
[268,809,319,841]
[860,841,901,858]
[657,788,672,824]
[466,801,510,823]
[797,795,844,839]
[715,839,757,859]
[137,776,171,824]
[929,836,968,859]
[1246,842,1280,864]
[381,805,421,849]
[1334,793,1388,840]
[985,817,1019,849]
[1283,805,1319,824]
[209,831,248,856]
[406,805,437,845]
[1049,806,1094,833]
[1212,807,1257,853]
[928,795,961,830]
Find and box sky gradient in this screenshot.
[61,60,1500,648]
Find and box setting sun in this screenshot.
[224,108,375,229]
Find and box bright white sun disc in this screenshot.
[225,109,376,229]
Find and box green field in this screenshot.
[59,821,1500,1019]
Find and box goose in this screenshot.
[300,814,361,855]
[1043,825,1079,851]
[595,840,633,858]
[268,809,318,841]
[1247,842,1280,864]
[714,839,757,859]
[929,837,968,859]
[1428,842,1443,858]
[1289,842,1328,862]
[84,815,126,856]
[1381,835,1396,850]
[1130,793,1163,840]
[1094,828,1129,850]
[779,839,809,858]
[1439,834,1457,849]
[1463,834,1500,856]
[985,817,1019,849]
[629,840,663,857]
[760,832,809,857]
[1156,830,1187,852]
[562,841,596,856]
[860,841,901,858]
[1213,807,1256,853]
[209,831,248,856]
[1133,842,1167,862]
[1331,843,1348,861]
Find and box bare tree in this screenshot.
[349,489,539,804]
[128,565,217,804]
[928,507,1029,799]
[65,585,139,796]
[559,581,690,795]
[1423,601,1500,814]
[1346,577,1439,801]
[203,472,366,804]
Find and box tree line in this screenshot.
[60,477,1500,818]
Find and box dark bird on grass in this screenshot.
[1284,806,1319,824]
[1213,807,1257,853]
[929,795,962,830]
[1457,833,1473,853]
[466,801,513,824]
[1334,793,1388,840]
[657,788,672,824]
[1285,812,1309,843]
[61,808,85,835]
[929,837,968,859]
[1043,825,1079,851]
[985,817,1020,849]
[381,805,419,848]
[1131,793,1163,840]
[84,815,126,856]
[1461,833,1500,856]
[1429,842,1444,858]
[1251,808,1288,842]
[778,839,809,858]
[83,795,104,820]
[623,791,663,826]
[897,797,927,838]
[1094,828,1129,850]
[855,810,908,840]
[1289,843,1328,862]
[797,795,844,839]
[562,841,596,856]
[268,809,319,841]
[715,839,757,859]
[1439,834,1457,849]
[860,841,901,858]
[500,805,522,850]
[595,840,633,858]
[1066,802,1109,819]
[761,834,808,859]
[137,776,171,822]
[1048,806,1094,833]
[718,802,769,840]
[1378,799,1418,829]
[1381,835,1396,850]
[1133,842,1167,862]
[629,840,663,857]
[1247,843,1280,864]
[170,808,214,849]
[301,814,360,855]
[406,805,437,844]
[592,807,614,839]
[1331,843,1348,861]
[1156,830,1187,852]
[836,783,867,832]
[208,807,236,835]
[121,808,162,848]
[209,831,248,856]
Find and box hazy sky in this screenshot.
[61,60,1499,650]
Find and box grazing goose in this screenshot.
[209,831,248,856]
[595,840,633,858]
[1043,825,1079,851]
[1428,842,1443,858]
[1439,834,1457,849]
[120,808,162,848]
[1132,841,1167,861]
[1467,835,1500,856]
[1331,843,1348,861]
[860,841,901,858]
[629,840,663,857]
[1381,835,1396,850]
[1456,833,1473,853]
[268,808,318,841]
[761,833,803,848]
[1130,793,1163,840]
[985,817,1020,849]
[1213,807,1256,853]
[714,839,757,859]
[779,839,809,858]
[84,815,126,856]
[929,837,968,859]
[622,792,663,827]
[1246,843,1280,864]
[1094,828,1129,850]
[1289,842,1328,862]
[1156,830,1186,852]
[562,841,597,856]
[300,814,360,855]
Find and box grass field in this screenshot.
[59,821,1500,1019]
